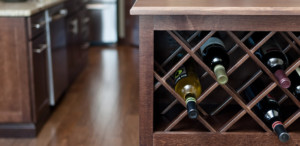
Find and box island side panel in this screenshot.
[139,16,154,146]
[0,18,32,123]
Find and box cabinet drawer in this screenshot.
[28,11,46,40]
[29,33,50,123]
[30,32,47,53]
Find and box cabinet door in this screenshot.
[78,8,90,69]
[66,15,80,83]
[30,33,50,122]
[50,6,69,102]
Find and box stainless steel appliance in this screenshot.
[45,4,68,106]
[87,0,117,44]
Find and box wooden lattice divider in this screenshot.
[154,31,201,90]
[161,31,255,115]
[212,32,300,115]
[228,31,300,107]
[160,30,270,132]
[153,31,217,132]
[154,30,300,134]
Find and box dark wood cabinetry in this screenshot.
[29,33,50,124]
[0,12,50,137]
[49,4,69,104]
[0,18,31,123]
[0,1,90,137]
[132,0,300,145]
[66,1,90,83]
[66,14,80,83]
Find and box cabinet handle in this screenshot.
[69,19,79,34]
[81,42,90,50]
[51,9,68,22]
[83,17,90,24]
[33,44,47,53]
[32,21,46,29]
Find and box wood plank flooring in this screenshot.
[0,46,139,146]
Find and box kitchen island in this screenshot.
[131,0,300,145]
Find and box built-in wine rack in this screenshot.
[152,30,300,144]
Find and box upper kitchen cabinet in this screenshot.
[0,0,90,137]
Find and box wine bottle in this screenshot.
[289,67,300,100]
[244,79,290,143]
[200,37,230,84]
[174,61,202,119]
[255,38,291,88]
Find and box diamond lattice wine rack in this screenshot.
[137,15,300,145]
[152,30,300,144]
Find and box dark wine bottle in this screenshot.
[244,79,290,143]
[255,38,291,88]
[200,37,230,84]
[289,67,300,100]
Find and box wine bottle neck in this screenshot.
[213,64,228,85]
[274,69,291,88]
[185,93,196,104]
[272,121,290,143]
[185,93,198,119]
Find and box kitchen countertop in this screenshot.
[0,0,65,17]
[130,0,300,15]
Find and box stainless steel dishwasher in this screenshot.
[87,0,118,44]
[46,4,68,106]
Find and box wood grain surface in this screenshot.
[0,18,32,123]
[153,132,300,145]
[131,0,300,15]
[0,46,139,145]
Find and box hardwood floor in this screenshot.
[0,46,139,146]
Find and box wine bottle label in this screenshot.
[272,121,283,130]
[261,45,281,55]
[267,58,284,67]
[264,110,279,120]
[266,94,277,103]
[185,97,196,104]
[254,51,263,59]
[295,85,300,94]
[296,67,300,76]
[174,66,187,84]
[199,37,225,55]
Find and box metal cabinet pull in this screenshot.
[81,42,90,50]
[33,21,46,29]
[51,9,68,22]
[83,17,90,24]
[33,44,48,53]
[69,19,79,34]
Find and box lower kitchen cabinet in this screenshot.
[0,1,89,137]
[0,17,50,137]
[30,33,50,126]
[66,3,90,84]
